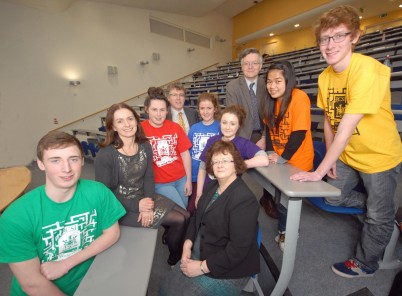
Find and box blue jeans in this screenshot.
[155,176,188,209]
[325,160,401,270]
[277,203,287,233]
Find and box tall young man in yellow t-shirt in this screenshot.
[291,5,402,278]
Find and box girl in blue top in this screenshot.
[187,93,221,215]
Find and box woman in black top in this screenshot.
[161,140,259,296]
[95,103,189,266]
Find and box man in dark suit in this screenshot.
[225,48,267,146]
[226,48,278,219]
[166,82,199,135]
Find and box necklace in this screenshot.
[121,143,138,156]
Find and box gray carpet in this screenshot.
[0,160,401,296]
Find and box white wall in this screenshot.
[0,1,232,167]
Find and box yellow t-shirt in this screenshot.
[317,53,402,173]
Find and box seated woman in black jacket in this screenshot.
[160,140,260,296]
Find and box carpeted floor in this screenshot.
[0,160,401,296]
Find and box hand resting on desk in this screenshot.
[290,170,324,182]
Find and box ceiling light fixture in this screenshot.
[269,33,274,36]
[294,24,300,28]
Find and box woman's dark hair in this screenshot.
[205,140,247,177]
[262,60,296,130]
[221,104,246,127]
[144,86,170,111]
[100,103,148,148]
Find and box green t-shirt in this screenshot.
[0,179,126,295]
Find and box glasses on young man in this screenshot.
[211,159,235,166]
[318,32,351,46]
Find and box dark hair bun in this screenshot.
[148,87,164,97]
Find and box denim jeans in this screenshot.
[155,176,188,209]
[277,203,287,233]
[325,160,401,270]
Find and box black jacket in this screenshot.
[186,177,260,279]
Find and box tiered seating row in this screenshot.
[184,25,402,109]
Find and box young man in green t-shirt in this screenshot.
[0,131,126,295]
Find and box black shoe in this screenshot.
[167,256,179,267]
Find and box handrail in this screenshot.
[53,62,219,131]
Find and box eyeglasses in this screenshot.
[242,61,261,67]
[211,159,234,166]
[318,32,351,46]
[169,93,185,98]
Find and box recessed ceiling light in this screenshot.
[269,33,274,36]
[399,4,402,8]
[359,16,362,19]
[294,24,300,28]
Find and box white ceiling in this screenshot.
[0,0,259,17]
[2,0,401,43]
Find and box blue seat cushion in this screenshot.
[307,197,365,215]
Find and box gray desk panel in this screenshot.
[252,165,341,198]
[248,164,340,296]
[75,226,158,296]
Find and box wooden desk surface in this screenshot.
[75,226,158,296]
[0,166,31,212]
[252,164,340,198]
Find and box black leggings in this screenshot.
[162,205,190,264]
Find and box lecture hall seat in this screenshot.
[309,141,402,270]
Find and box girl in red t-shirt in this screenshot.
[141,87,192,210]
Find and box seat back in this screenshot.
[310,142,401,270]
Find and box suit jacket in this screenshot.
[186,177,260,279]
[225,76,268,139]
[167,106,200,128]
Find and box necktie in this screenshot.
[178,112,186,133]
[249,82,261,131]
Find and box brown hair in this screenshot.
[37,131,83,161]
[166,82,187,96]
[100,103,148,148]
[221,104,246,127]
[205,140,247,177]
[144,86,170,111]
[197,92,221,120]
[314,5,361,47]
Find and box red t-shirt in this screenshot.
[141,120,192,183]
